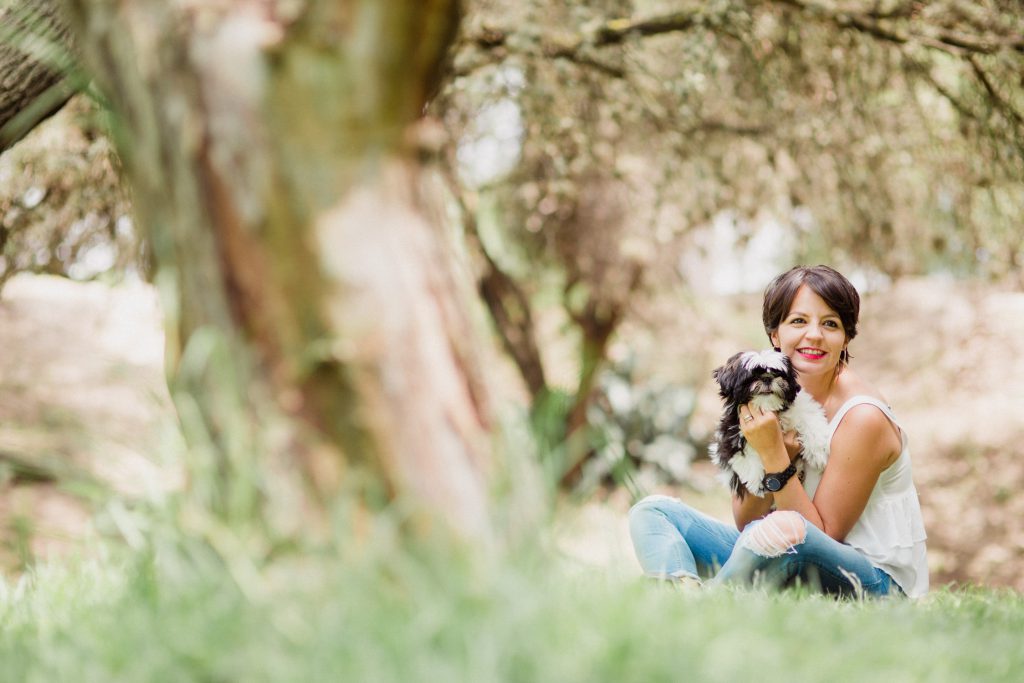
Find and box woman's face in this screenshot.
[770,284,848,380]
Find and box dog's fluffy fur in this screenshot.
[709,350,830,498]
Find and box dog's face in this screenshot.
[712,350,800,409]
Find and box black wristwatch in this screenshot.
[762,462,798,493]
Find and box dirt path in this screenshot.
[0,274,174,565]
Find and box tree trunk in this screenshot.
[0,0,77,152]
[54,0,498,541]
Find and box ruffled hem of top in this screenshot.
[870,545,929,598]
[846,488,927,552]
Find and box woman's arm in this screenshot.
[739,403,899,541]
[730,430,802,530]
[732,489,773,530]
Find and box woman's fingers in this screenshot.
[740,403,767,423]
[740,404,785,464]
[740,404,781,436]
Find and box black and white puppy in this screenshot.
[709,350,829,498]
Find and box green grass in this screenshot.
[1,518,1022,683]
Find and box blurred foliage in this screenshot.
[435,0,1024,482]
[583,354,699,498]
[444,0,1024,286]
[524,357,701,499]
[0,94,143,289]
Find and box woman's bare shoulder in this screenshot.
[834,368,889,406]
[831,370,902,464]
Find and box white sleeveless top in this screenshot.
[802,396,929,598]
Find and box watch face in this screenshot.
[765,476,782,492]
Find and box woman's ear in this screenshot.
[770,332,779,349]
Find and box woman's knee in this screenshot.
[741,510,807,558]
[629,494,672,526]
[629,494,679,514]
[628,494,689,533]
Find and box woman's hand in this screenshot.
[738,403,790,472]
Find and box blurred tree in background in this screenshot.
[5,0,506,549]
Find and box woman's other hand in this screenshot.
[782,430,801,462]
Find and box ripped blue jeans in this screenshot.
[628,495,900,598]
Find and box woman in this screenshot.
[629,265,928,597]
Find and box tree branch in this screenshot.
[771,0,1024,56]
[917,65,982,123]
[967,55,1024,129]
[439,153,549,402]
[587,12,704,47]
[558,262,644,488]
[456,7,715,79]
[0,0,79,153]
[458,1,1021,89]
[681,118,775,137]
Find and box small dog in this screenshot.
[709,350,830,498]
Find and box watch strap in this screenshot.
[762,462,797,492]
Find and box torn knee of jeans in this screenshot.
[743,511,807,558]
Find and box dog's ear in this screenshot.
[712,352,745,400]
[781,357,801,403]
[779,353,795,375]
[711,363,729,392]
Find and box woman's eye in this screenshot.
[824,320,840,328]
[789,317,805,324]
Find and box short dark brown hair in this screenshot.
[762,265,860,346]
